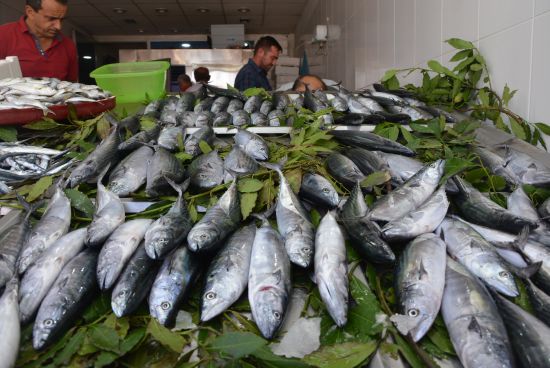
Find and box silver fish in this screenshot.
[211,96,230,114]
[231,110,251,127]
[507,186,550,245]
[387,105,433,120]
[148,245,201,326]
[184,126,215,157]
[17,185,71,274]
[248,217,291,339]
[201,224,256,322]
[244,95,262,114]
[227,99,244,114]
[19,228,87,324]
[233,128,269,161]
[187,178,241,252]
[329,95,348,112]
[263,161,315,268]
[268,109,285,126]
[0,210,29,288]
[438,217,519,297]
[314,211,348,327]
[33,249,98,351]
[524,279,550,327]
[213,112,231,126]
[158,125,182,151]
[390,233,446,341]
[474,146,521,186]
[187,151,224,190]
[108,145,153,197]
[145,178,193,259]
[441,258,514,368]
[86,167,125,248]
[344,147,391,177]
[494,145,550,186]
[299,173,339,209]
[376,151,423,185]
[0,278,20,368]
[368,335,407,368]
[381,186,449,241]
[96,218,152,290]
[146,147,185,197]
[223,145,259,179]
[539,197,550,219]
[111,243,160,317]
[260,100,273,115]
[369,160,445,223]
[325,153,365,188]
[250,112,269,126]
[195,111,214,127]
[176,93,195,113]
[194,97,215,113]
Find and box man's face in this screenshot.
[26,0,68,39]
[258,46,280,71]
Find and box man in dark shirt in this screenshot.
[0,0,78,81]
[234,36,282,91]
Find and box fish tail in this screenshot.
[16,192,42,220]
[258,156,287,174]
[163,176,189,196]
[97,163,111,185]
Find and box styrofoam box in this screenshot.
[0,56,22,79]
[274,65,299,76]
[277,56,300,67]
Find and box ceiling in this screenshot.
[1,0,308,36]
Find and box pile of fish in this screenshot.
[1,85,550,368]
[0,77,112,114]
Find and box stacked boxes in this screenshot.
[273,56,300,89]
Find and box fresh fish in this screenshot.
[248,217,291,339]
[0,278,20,368]
[494,145,550,186]
[179,111,198,127]
[390,233,446,341]
[368,335,407,368]
[86,167,125,248]
[116,114,141,135]
[158,125,182,151]
[357,96,385,112]
[0,210,29,288]
[344,147,391,176]
[108,145,153,196]
[184,126,215,157]
[19,228,87,324]
[328,130,416,157]
[333,113,384,125]
[231,109,251,126]
[187,151,224,190]
[201,224,256,322]
[376,151,423,185]
[262,161,315,268]
[315,211,348,327]
[507,186,550,245]
[96,218,152,290]
[17,185,71,274]
[111,243,160,317]
[441,258,514,368]
[233,128,269,161]
[268,109,285,126]
[33,249,98,350]
[539,197,550,219]
[195,111,214,127]
[149,245,201,326]
[117,124,161,153]
[224,146,259,178]
[329,95,348,112]
[299,173,339,209]
[452,177,537,233]
[368,160,445,223]
[211,96,230,114]
[325,153,365,188]
[227,99,244,114]
[438,217,518,297]
[187,178,241,252]
[474,146,521,186]
[205,84,246,101]
[492,291,550,368]
[213,112,231,126]
[260,100,273,115]
[387,105,434,120]
[250,112,269,126]
[367,91,408,106]
[176,92,196,113]
[194,97,214,113]
[340,182,395,263]
[68,125,122,187]
[244,95,262,114]
[146,147,185,197]
[381,186,449,241]
[524,279,550,326]
[372,84,416,98]
[145,178,193,259]
[272,93,291,110]
[5,95,52,114]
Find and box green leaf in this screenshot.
[96,118,111,140]
[23,118,65,131]
[147,319,186,353]
[199,140,212,154]
[409,123,434,134]
[243,87,268,98]
[303,341,377,368]
[423,317,456,357]
[0,126,17,142]
[286,168,303,194]
[103,314,130,339]
[89,325,120,353]
[391,332,426,368]
[238,178,264,193]
[120,327,146,354]
[94,351,119,368]
[510,117,527,140]
[360,171,391,188]
[442,157,475,183]
[478,89,490,106]
[209,332,266,359]
[535,122,550,135]
[453,56,475,72]
[53,328,86,365]
[240,192,258,220]
[64,188,95,218]
[449,49,472,62]
[188,202,198,222]
[386,75,400,90]
[381,69,397,82]
[446,38,475,50]
[26,176,53,202]
[427,60,456,79]
[469,63,483,72]
[310,208,322,227]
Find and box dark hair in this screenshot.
[292,74,327,91]
[177,74,192,84]
[253,36,283,55]
[26,0,68,11]
[194,67,210,83]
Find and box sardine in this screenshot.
[201,224,256,322]
[96,218,152,290]
[0,278,20,368]
[299,173,339,209]
[108,145,153,196]
[0,210,29,288]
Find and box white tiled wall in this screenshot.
[294,0,550,124]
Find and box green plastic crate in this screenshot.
[90,61,170,104]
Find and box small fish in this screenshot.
[224,146,259,179]
[211,96,230,114]
[325,153,365,188]
[0,278,20,368]
[250,112,269,126]
[227,99,244,114]
[231,110,251,127]
[244,95,262,114]
[260,100,273,115]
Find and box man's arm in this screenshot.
[235,67,257,91]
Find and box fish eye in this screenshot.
[44,319,54,327]
[205,291,216,300]
[499,271,511,279]
[322,188,330,193]
[408,308,419,317]
[200,234,208,240]
[161,302,171,310]
[273,311,281,320]
[302,247,312,254]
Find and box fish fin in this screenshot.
[163,176,189,196]
[258,156,287,174]
[416,260,429,280]
[251,202,277,224]
[15,192,43,220]
[493,226,530,251]
[467,316,483,338]
[97,163,111,185]
[507,261,542,279]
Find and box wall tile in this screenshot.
[365,0,379,84]
[395,0,415,68]
[530,12,550,122]
[479,0,533,38]
[535,0,550,15]
[379,0,395,70]
[479,21,532,117]
[415,0,442,63]
[354,0,368,88]
[442,0,478,52]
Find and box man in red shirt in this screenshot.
[0,0,78,81]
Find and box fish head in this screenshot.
[201,285,230,322]
[68,161,96,188]
[33,312,61,350]
[111,289,134,317]
[319,184,339,208]
[252,288,287,339]
[399,298,436,342]
[250,142,269,161]
[187,226,219,252]
[485,267,519,297]
[145,231,173,259]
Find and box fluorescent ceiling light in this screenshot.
[82,55,92,60]
[181,43,191,48]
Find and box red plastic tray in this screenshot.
[0,96,116,126]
